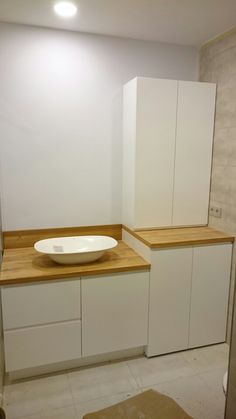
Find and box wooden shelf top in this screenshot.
[0,241,150,286]
[123,226,234,248]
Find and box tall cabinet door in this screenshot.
[189,244,232,348]
[147,247,192,357]
[134,77,177,229]
[172,81,216,226]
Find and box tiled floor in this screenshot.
[3,343,228,419]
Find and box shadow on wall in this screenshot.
[111,90,123,223]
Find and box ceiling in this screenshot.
[0,0,235,47]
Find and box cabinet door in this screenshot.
[135,77,178,228]
[147,247,192,357]
[172,81,216,226]
[189,244,232,348]
[82,272,149,357]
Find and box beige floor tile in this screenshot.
[68,361,138,404]
[4,373,73,418]
[126,351,196,388]
[183,344,229,374]
[16,415,42,419]
[3,344,228,418]
[146,373,225,419]
[41,405,77,419]
[20,406,78,419]
[197,367,226,417]
[74,390,141,419]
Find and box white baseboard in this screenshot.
[7,346,145,382]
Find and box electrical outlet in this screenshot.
[209,205,222,218]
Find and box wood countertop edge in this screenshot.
[149,237,235,248]
[0,264,151,286]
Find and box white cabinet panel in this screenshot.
[135,77,178,228]
[173,81,216,226]
[122,78,137,229]
[4,320,82,372]
[123,77,216,230]
[82,271,149,357]
[189,244,232,348]
[147,247,192,357]
[2,279,81,330]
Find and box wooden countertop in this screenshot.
[0,241,150,286]
[123,226,234,248]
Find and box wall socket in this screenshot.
[209,205,222,218]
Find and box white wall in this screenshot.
[0,22,198,230]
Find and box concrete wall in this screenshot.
[199,29,236,338]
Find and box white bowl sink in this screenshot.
[34,235,118,265]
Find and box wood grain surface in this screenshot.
[0,241,150,285]
[123,225,234,248]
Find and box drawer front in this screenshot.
[4,320,82,371]
[2,279,81,330]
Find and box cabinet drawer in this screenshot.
[4,320,82,372]
[2,279,81,330]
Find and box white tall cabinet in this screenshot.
[122,77,216,229]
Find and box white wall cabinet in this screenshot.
[123,77,177,229]
[123,77,216,229]
[82,271,149,357]
[147,243,232,357]
[172,81,216,226]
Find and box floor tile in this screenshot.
[183,343,229,374]
[145,373,225,419]
[41,405,77,419]
[3,373,73,418]
[2,344,229,419]
[68,361,139,404]
[18,405,78,419]
[126,351,196,388]
[74,390,141,419]
[197,367,226,418]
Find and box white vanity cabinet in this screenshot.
[81,271,149,357]
[147,243,232,357]
[123,77,216,229]
[1,270,150,374]
[2,279,82,371]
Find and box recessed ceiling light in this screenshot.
[54,1,78,18]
